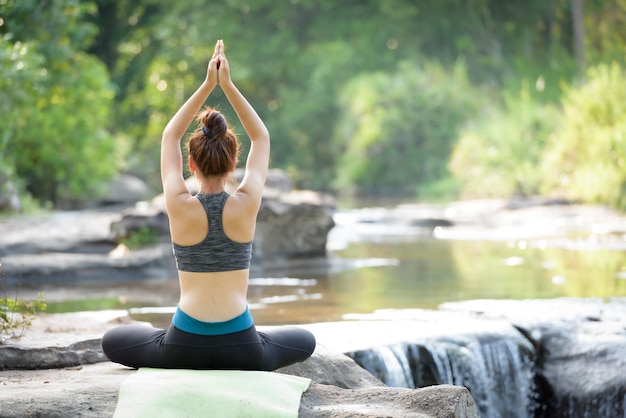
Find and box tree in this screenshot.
[450,89,561,198]
[0,0,118,207]
[571,0,586,72]
[0,36,45,210]
[333,60,479,195]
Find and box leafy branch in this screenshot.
[0,259,47,344]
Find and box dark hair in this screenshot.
[187,107,240,177]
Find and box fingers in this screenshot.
[212,40,225,69]
[212,40,220,59]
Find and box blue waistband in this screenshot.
[171,305,254,336]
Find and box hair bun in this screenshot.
[202,110,227,138]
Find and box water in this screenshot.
[348,329,538,418]
[27,200,626,417]
[40,203,626,328]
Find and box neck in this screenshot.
[196,175,226,194]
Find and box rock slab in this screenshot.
[0,312,479,418]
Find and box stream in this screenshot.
[12,199,626,417]
[36,202,626,329]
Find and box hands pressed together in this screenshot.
[206,39,231,88]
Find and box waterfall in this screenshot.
[348,331,537,418]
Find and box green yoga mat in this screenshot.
[113,368,311,418]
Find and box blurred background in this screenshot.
[2,0,625,208]
[1,0,626,325]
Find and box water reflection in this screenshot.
[42,206,626,328]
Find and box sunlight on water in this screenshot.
[41,202,626,329]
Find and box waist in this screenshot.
[171,305,254,336]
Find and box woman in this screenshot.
[102,40,316,370]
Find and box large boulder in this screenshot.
[440,299,626,418]
[0,311,479,418]
[254,189,335,259]
[98,173,150,206]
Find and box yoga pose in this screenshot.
[102,40,316,370]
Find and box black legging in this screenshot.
[101,323,316,371]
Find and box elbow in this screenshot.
[256,128,270,144]
[161,126,173,142]
[161,129,179,145]
[250,135,269,145]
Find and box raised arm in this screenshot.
[160,42,221,202]
[216,40,270,203]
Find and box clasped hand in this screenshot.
[206,39,230,87]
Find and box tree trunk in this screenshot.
[571,0,586,72]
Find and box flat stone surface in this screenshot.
[0,311,479,418]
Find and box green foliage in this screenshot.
[541,63,626,209]
[333,60,480,195]
[270,41,361,189]
[450,87,561,198]
[0,293,46,343]
[0,263,47,343]
[121,227,160,249]
[2,0,626,203]
[6,49,118,206]
[0,1,120,208]
[0,36,45,210]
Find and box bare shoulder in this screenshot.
[224,190,261,218]
[167,194,207,245]
[165,192,198,218]
[223,191,261,242]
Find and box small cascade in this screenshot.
[349,331,537,418]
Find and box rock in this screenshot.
[111,169,335,260]
[234,168,294,193]
[300,300,626,418]
[254,190,335,259]
[304,313,537,418]
[0,169,335,283]
[0,362,131,418]
[279,345,477,417]
[109,203,170,241]
[99,174,150,206]
[299,383,477,418]
[0,311,479,418]
[278,343,385,389]
[0,311,138,370]
[440,299,626,418]
[0,339,105,371]
[537,322,626,417]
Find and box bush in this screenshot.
[1,264,47,343]
[540,63,626,210]
[450,86,561,198]
[8,49,118,207]
[333,59,481,196]
[121,227,160,249]
[1,36,120,209]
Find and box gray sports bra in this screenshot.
[172,191,252,272]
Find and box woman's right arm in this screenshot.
[161,41,220,214]
[217,41,270,204]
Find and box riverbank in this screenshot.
[3,196,626,326]
[0,310,478,417]
[3,297,626,417]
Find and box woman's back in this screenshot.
[171,191,256,322]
